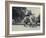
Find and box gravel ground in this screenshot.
[12,24,40,31]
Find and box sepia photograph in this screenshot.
[12,7,40,31]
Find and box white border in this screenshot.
[9,3,43,34]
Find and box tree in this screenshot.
[38,15,40,23]
[12,7,26,23]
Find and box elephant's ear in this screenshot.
[27,10,32,15]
